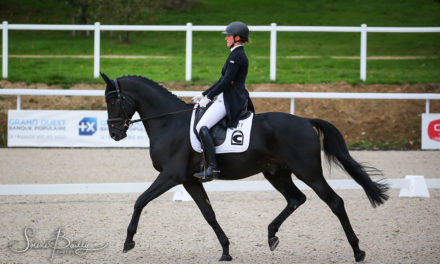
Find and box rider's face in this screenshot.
[225,34,235,48]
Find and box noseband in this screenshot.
[105,79,199,130]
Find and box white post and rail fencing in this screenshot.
[1,22,440,81]
[1,89,440,114]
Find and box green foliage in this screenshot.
[347,139,420,150]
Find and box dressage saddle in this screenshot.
[193,102,252,146]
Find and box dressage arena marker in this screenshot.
[398,175,430,198]
[173,185,194,202]
[1,176,438,200]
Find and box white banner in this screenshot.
[421,113,440,150]
[8,110,149,147]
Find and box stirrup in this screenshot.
[193,166,220,180]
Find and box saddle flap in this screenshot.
[190,105,254,154]
[193,103,228,146]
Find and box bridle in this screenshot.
[106,79,135,130]
[105,79,198,130]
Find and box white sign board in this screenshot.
[421,113,440,150]
[8,110,149,147]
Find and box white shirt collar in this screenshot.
[230,44,243,52]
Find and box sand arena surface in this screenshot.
[0,149,439,263]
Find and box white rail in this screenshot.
[0,177,438,196]
[1,89,439,114]
[1,21,439,81]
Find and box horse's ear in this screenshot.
[100,72,112,87]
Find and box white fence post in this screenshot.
[94,22,100,78]
[16,95,21,110]
[185,22,193,81]
[290,98,295,115]
[2,21,8,79]
[360,24,367,81]
[270,23,277,81]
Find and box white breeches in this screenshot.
[196,93,227,133]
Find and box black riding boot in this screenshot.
[194,126,220,180]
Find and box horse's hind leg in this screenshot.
[298,171,366,262]
[263,169,306,251]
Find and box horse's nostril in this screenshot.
[111,132,116,139]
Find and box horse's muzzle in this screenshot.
[110,131,127,141]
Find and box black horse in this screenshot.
[101,73,389,262]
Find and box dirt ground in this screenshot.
[1,81,440,148]
[0,149,439,264]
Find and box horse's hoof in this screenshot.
[355,250,366,262]
[123,241,135,253]
[269,236,279,251]
[219,254,233,261]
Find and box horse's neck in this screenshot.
[135,83,187,115]
[136,94,189,119]
[134,85,190,139]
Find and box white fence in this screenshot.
[1,89,440,114]
[1,21,440,81]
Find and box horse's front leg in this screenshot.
[183,181,232,261]
[123,172,179,253]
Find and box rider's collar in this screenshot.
[230,44,243,52]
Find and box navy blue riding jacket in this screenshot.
[203,46,255,128]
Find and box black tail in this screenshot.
[310,118,389,207]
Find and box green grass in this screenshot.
[1,0,440,85]
[7,56,440,85]
[347,139,420,150]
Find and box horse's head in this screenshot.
[101,73,136,141]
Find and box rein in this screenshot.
[107,78,199,128]
[128,107,198,125]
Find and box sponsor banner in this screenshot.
[421,113,440,149]
[8,110,149,147]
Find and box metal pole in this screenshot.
[426,99,430,114]
[17,95,21,110]
[185,22,193,81]
[360,24,367,81]
[270,23,277,81]
[2,21,8,78]
[94,22,100,78]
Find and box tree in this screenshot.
[66,0,99,36]
[67,0,196,43]
[96,0,154,43]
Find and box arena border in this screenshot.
[0,177,438,197]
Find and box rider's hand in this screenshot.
[199,95,211,108]
[192,94,204,104]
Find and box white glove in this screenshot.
[192,94,204,104]
[199,95,211,108]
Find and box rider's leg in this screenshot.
[193,126,220,180]
[194,94,226,180]
[196,94,227,132]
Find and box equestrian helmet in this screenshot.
[223,21,249,42]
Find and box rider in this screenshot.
[192,21,255,180]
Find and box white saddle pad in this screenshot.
[190,105,254,154]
